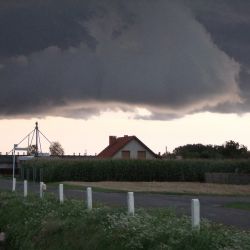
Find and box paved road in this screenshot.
[1,179,250,230]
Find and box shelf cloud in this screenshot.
[0,0,249,119]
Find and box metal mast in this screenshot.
[35,122,39,156]
[8,122,52,157]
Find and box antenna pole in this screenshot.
[35,122,39,157]
[12,144,17,180]
[28,134,30,154]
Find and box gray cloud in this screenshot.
[0,0,248,119]
[0,0,97,58]
[183,0,250,115]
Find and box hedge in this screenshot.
[20,159,250,183]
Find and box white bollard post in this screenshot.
[59,184,64,203]
[127,192,135,216]
[40,182,43,198]
[191,199,200,230]
[12,178,16,192]
[24,180,28,197]
[86,187,93,210]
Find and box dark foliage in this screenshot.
[21,159,250,183]
[173,140,249,159]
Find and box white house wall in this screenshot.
[112,139,156,159]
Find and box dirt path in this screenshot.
[65,181,250,195]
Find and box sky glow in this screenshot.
[1,112,249,155]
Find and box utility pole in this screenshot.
[35,122,39,157]
[12,144,17,180]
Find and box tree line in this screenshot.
[27,139,249,159]
[168,140,249,159]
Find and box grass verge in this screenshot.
[0,191,250,250]
[225,202,250,211]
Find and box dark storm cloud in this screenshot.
[0,0,97,58]
[185,0,250,65]
[183,0,250,115]
[0,0,248,119]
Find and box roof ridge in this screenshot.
[97,135,158,158]
[98,135,134,158]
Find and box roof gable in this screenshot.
[98,136,158,158]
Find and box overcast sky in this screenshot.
[0,0,250,154]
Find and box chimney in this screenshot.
[109,136,117,145]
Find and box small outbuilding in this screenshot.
[98,135,159,160]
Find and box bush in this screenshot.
[21,159,250,183]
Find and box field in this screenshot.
[0,191,250,250]
[64,181,250,195]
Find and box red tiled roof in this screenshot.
[97,135,158,158]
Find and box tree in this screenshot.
[173,144,220,159]
[27,144,37,155]
[222,140,248,158]
[172,140,249,159]
[49,141,64,156]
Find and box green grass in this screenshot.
[0,191,250,250]
[225,202,250,211]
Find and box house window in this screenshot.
[122,151,130,159]
[137,151,146,159]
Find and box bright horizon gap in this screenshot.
[0,111,250,156]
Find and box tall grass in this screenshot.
[21,159,250,182]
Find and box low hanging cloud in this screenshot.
[0,0,246,119]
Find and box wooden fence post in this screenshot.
[127,192,135,216]
[59,184,64,203]
[86,187,92,210]
[24,180,28,197]
[12,178,16,192]
[191,199,200,230]
[40,182,44,198]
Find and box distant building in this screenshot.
[98,135,159,160]
[0,155,13,170]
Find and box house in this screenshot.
[98,135,159,160]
